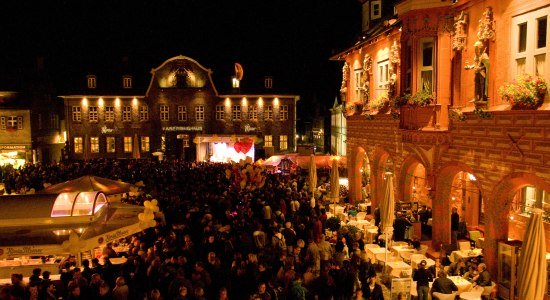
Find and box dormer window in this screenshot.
[371,0,381,20]
[123,75,132,89]
[232,76,240,88]
[87,75,96,89]
[265,76,273,89]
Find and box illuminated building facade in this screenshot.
[334,0,550,278]
[61,56,298,162]
[0,92,32,168]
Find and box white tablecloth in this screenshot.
[410,257,435,269]
[391,246,416,259]
[366,247,389,262]
[450,249,483,263]
[386,261,412,278]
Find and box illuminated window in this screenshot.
[139,106,148,121]
[377,59,389,89]
[104,106,114,122]
[265,105,273,120]
[182,134,190,147]
[50,113,59,129]
[279,135,288,150]
[265,76,273,89]
[72,106,81,122]
[124,136,132,153]
[178,106,187,121]
[232,77,240,88]
[90,137,99,153]
[371,0,381,19]
[89,106,98,123]
[196,105,204,121]
[264,135,273,147]
[87,75,96,89]
[279,105,288,121]
[216,105,224,120]
[122,106,131,122]
[74,137,83,153]
[141,136,150,152]
[0,117,4,130]
[419,39,434,92]
[160,105,169,121]
[512,7,549,79]
[106,137,116,153]
[7,116,18,129]
[232,105,241,120]
[123,76,132,88]
[51,192,78,217]
[249,105,258,120]
[355,69,363,102]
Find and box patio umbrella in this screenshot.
[380,172,395,261]
[330,157,340,214]
[132,134,141,159]
[40,175,134,195]
[517,208,547,300]
[309,154,317,208]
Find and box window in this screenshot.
[122,106,131,122]
[124,136,132,153]
[249,105,258,120]
[355,69,363,102]
[181,134,190,147]
[279,105,288,121]
[279,135,288,150]
[216,105,224,120]
[87,75,96,89]
[232,105,241,120]
[196,105,204,121]
[0,117,5,130]
[265,105,273,120]
[141,136,150,152]
[123,76,132,88]
[106,137,116,153]
[265,76,273,89]
[7,116,17,129]
[419,39,434,92]
[90,137,99,153]
[513,186,550,222]
[139,106,149,121]
[160,105,169,121]
[371,0,381,20]
[74,137,83,153]
[104,106,114,122]
[72,106,82,122]
[177,106,187,121]
[89,106,98,123]
[50,113,59,129]
[232,77,240,88]
[512,7,549,79]
[264,135,273,147]
[377,59,390,89]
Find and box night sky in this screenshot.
[0,1,361,121]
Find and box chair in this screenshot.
[458,241,471,251]
[481,282,496,299]
[433,292,457,300]
[468,230,482,247]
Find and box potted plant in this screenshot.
[409,83,434,107]
[370,92,389,112]
[499,74,548,109]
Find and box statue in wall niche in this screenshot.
[362,54,372,105]
[465,40,489,102]
[452,11,468,51]
[477,6,495,42]
[341,62,349,94]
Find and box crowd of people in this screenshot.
[0,159,385,300]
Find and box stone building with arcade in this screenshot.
[61,56,298,162]
[333,0,550,279]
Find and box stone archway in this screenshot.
[483,172,550,279]
[371,147,393,210]
[398,154,429,203]
[348,146,368,204]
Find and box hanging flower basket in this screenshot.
[499,74,547,110]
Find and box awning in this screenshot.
[40,176,134,195]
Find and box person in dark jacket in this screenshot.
[361,273,384,300]
[431,270,458,295]
[413,260,433,300]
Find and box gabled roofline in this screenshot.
[145,55,219,97]
[59,95,145,99]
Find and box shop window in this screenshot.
[265,105,273,120]
[264,135,273,147]
[419,38,434,92]
[141,136,150,152]
[160,105,169,121]
[87,75,96,89]
[123,136,132,153]
[178,106,187,121]
[279,135,288,150]
[279,105,288,121]
[139,106,148,122]
[106,137,116,153]
[122,106,131,122]
[90,137,99,153]
[104,106,114,122]
[216,105,224,120]
[122,76,132,89]
[89,106,98,123]
[249,105,258,120]
[512,7,549,79]
[74,137,83,153]
[72,106,81,122]
[232,105,241,121]
[196,105,204,121]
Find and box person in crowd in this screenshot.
[413,260,433,300]
[431,270,458,296]
[472,263,491,287]
[451,207,460,247]
[393,212,412,242]
[361,273,384,300]
[447,260,467,277]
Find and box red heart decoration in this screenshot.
[234,138,253,154]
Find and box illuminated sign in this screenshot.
[0,145,27,150]
[101,126,116,134]
[244,124,257,132]
[162,126,202,132]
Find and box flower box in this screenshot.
[499,74,547,110]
